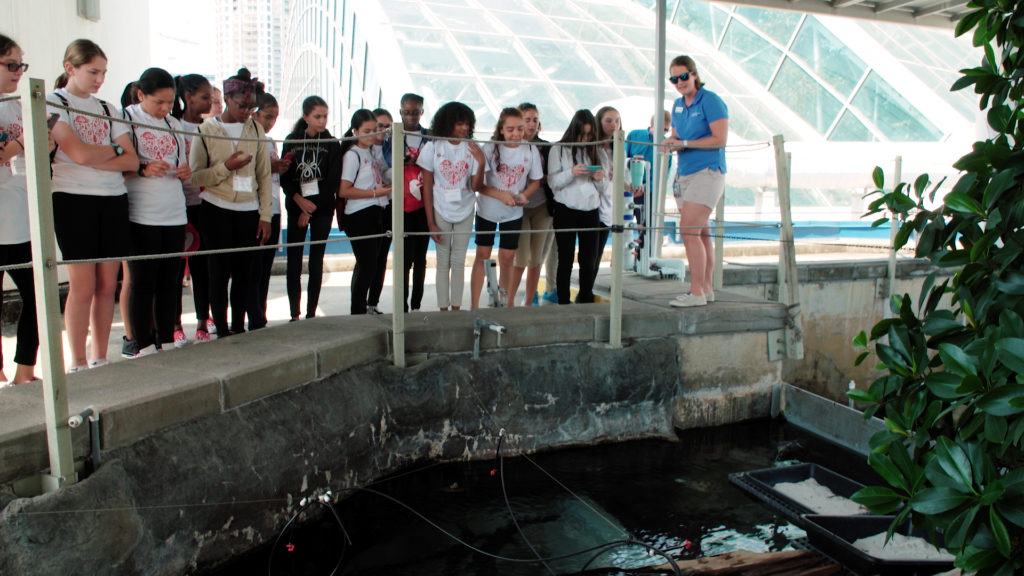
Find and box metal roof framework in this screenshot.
[709,0,973,29]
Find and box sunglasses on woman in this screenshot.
[669,72,691,84]
[3,61,29,73]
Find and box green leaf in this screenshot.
[995,338,1024,373]
[977,386,1024,417]
[869,452,909,492]
[990,506,1012,558]
[947,504,980,550]
[944,191,985,217]
[852,486,904,514]
[877,343,911,376]
[938,343,978,377]
[925,371,965,400]
[872,166,884,190]
[954,8,986,37]
[848,389,876,403]
[996,500,1024,528]
[957,546,1002,572]
[985,415,1007,443]
[935,437,975,489]
[855,351,870,366]
[910,486,970,514]
[924,315,962,336]
[982,168,1015,209]
[853,330,868,348]
[994,272,1024,295]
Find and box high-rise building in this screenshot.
[214,0,284,97]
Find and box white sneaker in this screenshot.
[670,293,707,307]
[68,364,89,373]
[207,321,218,335]
[706,290,715,303]
[133,344,159,358]
[497,288,508,307]
[88,358,108,369]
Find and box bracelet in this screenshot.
[682,140,688,149]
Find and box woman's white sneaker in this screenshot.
[670,293,708,307]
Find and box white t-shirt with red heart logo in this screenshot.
[124,104,187,226]
[0,99,29,244]
[417,140,484,224]
[180,119,203,207]
[342,145,389,215]
[479,143,543,224]
[47,88,130,197]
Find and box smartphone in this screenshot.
[47,113,60,129]
[281,151,295,162]
[586,165,602,172]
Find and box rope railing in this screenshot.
[0,94,21,103]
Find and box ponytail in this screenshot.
[55,73,69,89]
[172,74,210,120]
[340,108,377,158]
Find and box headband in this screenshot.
[223,77,264,97]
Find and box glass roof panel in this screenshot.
[423,4,499,33]
[604,24,655,49]
[852,72,943,141]
[549,18,620,44]
[582,43,655,86]
[497,12,570,39]
[574,1,653,26]
[378,0,433,27]
[829,110,875,142]
[530,0,588,19]
[791,18,866,97]
[484,79,570,127]
[409,73,495,127]
[393,27,467,74]
[556,82,625,111]
[520,38,602,82]
[769,57,842,134]
[720,19,783,86]
[474,0,533,11]
[735,6,801,46]
[453,32,535,77]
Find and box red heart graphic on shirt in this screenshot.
[496,163,525,191]
[73,114,110,145]
[438,159,469,187]
[140,131,177,162]
[1,121,23,142]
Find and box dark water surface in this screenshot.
[213,419,874,575]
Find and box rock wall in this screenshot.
[0,338,682,575]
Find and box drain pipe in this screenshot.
[473,318,506,360]
[68,406,101,471]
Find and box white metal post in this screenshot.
[885,155,902,319]
[713,195,725,290]
[652,0,667,261]
[609,130,626,348]
[390,123,406,368]
[773,135,804,360]
[20,78,76,491]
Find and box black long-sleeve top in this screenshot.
[281,128,343,213]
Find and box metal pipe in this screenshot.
[713,195,725,290]
[391,123,406,368]
[609,129,625,348]
[21,77,76,491]
[653,0,667,261]
[886,155,902,318]
[773,135,804,360]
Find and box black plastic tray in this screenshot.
[803,515,954,576]
[729,463,866,524]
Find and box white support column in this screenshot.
[390,124,406,368]
[885,155,902,318]
[773,135,804,360]
[609,129,626,348]
[653,0,667,261]
[20,78,76,491]
[713,195,725,290]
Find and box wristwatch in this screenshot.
[137,162,148,177]
[112,143,125,157]
[682,140,689,149]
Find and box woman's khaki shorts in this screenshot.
[673,168,726,209]
[515,204,555,268]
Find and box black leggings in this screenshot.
[553,202,600,305]
[403,208,429,312]
[201,201,259,335]
[129,223,186,348]
[286,206,333,319]
[594,227,610,289]
[251,213,281,329]
[369,203,392,308]
[0,242,38,366]
[176,204,209,327]
[346,205,384,315]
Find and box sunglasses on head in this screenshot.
[4,62,29,73]
[669,72,691,84]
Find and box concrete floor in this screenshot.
[1,263,597,379]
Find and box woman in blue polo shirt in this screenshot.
[663,55,728,308]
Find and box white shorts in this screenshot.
[673,168,725,209]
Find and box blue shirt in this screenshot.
[625,128,654,164]
[671,88,728,176]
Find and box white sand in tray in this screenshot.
[772,477,868,515]
[852,532,955,561]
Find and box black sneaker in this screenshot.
[121,336,139,359]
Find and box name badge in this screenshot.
[301,180,319,197]
[675,107,684,113]
[443,188,463,203]
[233,175,253,193]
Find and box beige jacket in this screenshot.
[189,117,273,222]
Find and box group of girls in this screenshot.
[0,33,726,381]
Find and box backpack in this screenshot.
[48,92,114,168]
[123,107,179,167]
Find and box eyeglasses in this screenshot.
[669,72,691,84]
[3,62,29,73]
